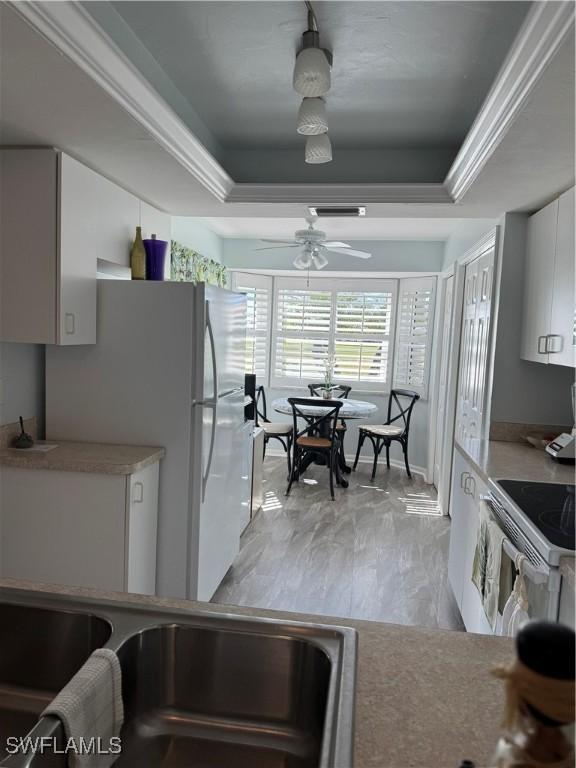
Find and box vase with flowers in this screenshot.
[323,352,336,398]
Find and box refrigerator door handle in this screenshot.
[206,300,218,403]
[202,402,217,503]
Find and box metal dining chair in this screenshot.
[353,389,420,479]
[286,397,343,501]
[255,386,293,478]
[307,383,351,468]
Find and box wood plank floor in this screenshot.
[212,457,464,631]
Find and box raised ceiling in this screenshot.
[86,0,530,183]
[1,2,573,220]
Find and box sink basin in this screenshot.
[0,603,111,760]
[116,624,332,767]
[0,591,355,767]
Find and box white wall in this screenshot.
[442,219,497,270]
[172,217,223,263]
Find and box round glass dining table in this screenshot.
[272,396,377,488]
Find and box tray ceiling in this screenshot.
[86,1,530,183]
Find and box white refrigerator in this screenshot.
[46,280,248,601]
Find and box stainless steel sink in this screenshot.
[116,624,332,767]
[0,590,356,768]
[0,602,112,762]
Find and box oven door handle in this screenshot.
[482,494,550,586]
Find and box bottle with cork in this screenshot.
[490,621,575,767]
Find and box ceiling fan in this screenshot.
[253,217,372,270]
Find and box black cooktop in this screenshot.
[497,480,575,551]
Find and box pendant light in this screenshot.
[305,134,332,164]
[293,4,332,98]
[297,97,328,135]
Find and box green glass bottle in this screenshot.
[130,226,146,280]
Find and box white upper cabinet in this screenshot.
[550,187,575,367]
[521,187,575,367]
[0,148,139,345]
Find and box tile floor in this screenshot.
[212,457,464,631]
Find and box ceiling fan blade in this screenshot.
[325,246,372,259]
[253,245,301,251]
[260,239,299,244]
[322,241,350,248]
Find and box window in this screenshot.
[271,277,397,390]
[231,272,271,380]
[393,276,437,397]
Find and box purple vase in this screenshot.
[144,238,168,281]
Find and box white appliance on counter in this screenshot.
[46,280,248,601]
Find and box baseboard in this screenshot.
[263,446,428,481]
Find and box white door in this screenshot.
[433,275,454,489]
[456,258,479,442]
[455,247,495,442]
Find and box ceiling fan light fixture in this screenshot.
[293,251,311,270]
[293,45,331,97]
[312,250,328,270]
[305,133,332,164]
[297,97,328,135]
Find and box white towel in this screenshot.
[471,500,507,629]
[43,648,123,768]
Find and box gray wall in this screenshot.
[223,239,444,272]
[0,343,45,433]
[490,213,574,426]
[171,217,223,263]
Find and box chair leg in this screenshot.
[371,439,379,481]
[286,435,292,480]
[386,443,390,469]
[403,442,412,479]
[328,452,335,501]
[286,448,298,496]
[353,432,364,470]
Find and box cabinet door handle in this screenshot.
[537,335,548,354]
[546,334,563,353]
[65,313,76,335]
[460,471,469,488]
[464,475,476,498]
[132,481,144,504]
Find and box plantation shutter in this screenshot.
[334,290,394,384]
[393,276,436,397]
[273,287,332,382]
[232,273,271,381]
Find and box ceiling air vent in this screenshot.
[308,206,366,217]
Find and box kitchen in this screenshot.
[0,1,574,767]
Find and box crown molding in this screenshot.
[9,0,234,203]
[445,1,575,202]
[226,183,453,205]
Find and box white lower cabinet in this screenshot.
[448,448,492,634]
[0,462,159,594]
